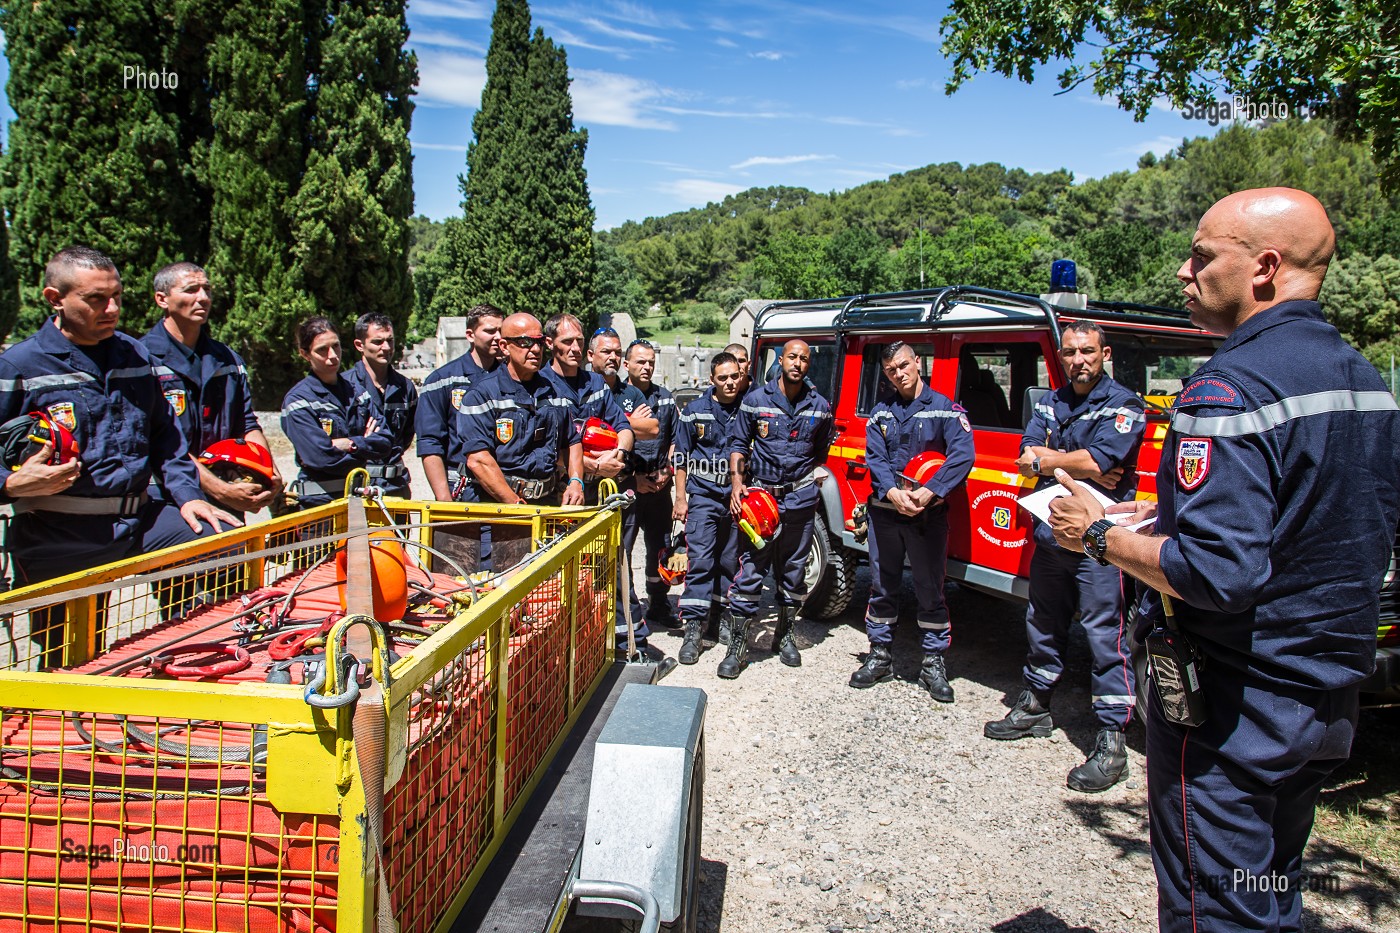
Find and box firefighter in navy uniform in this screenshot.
[346,312,417,498]
[0,247,239,666]
[416,303,503,502]
[542,315,635,504]
[722,339,834,678]
[622,339,679,629]
[984,321,1146,794]
[142,261,281,519]
[1049,188,1400,931]
[458,312,584,570]
[849,342,974,701]
[281,317,392,509]
[673,352,746,664]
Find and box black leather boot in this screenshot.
[772,606,801,667]
[716,614,752,679]
[678,615,703,665]
[983,688,1054,740]
[1067,728,1128,793]
[918,652,955,703]
[716,609,733,646]
[848,644,894,688]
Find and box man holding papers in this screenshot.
[983,321,1146,794]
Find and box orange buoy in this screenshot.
[336,530,409,622]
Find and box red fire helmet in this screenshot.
[580,417,619,456]
[198,438,276,488]
[336,530,409,623]
[738,487,781,549]
[657,528,688,587]
[898,451,946,489]
[0,411,80,471]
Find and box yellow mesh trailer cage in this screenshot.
[0,498,620,933]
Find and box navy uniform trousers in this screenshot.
[1147,668,1356,932]
[1023,541,1135,730]
[623,486,673,621]
[865,502,952,653]
[728,500,817,617]
[677,494,738,624]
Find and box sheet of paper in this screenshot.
[1017,481,1117,525]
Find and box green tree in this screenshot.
[437,0,595,318]
[0,145,18,339]
[826,226,891,295]
[0,0,201,339]
[292,0,417,341]
[205,0,316,403]
[753,231,838,299]
[1321,252,1400,352]
[894,215,1050,292]
[595,236,648,328]
[939,0,1400,189]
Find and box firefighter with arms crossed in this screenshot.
[849,342,974,702]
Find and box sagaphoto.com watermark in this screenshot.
[60,836,218,867]
[123,66,178,90]
[1181,95,1314,127]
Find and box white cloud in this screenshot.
[552,28,628,55]
[655,105,789,119]
[658,178,747,206]
[571,70,676,130]
[1117,135,1182,157]
[412,141,469,152]
[731,154,833,171]
[410,29,486,53]
[580,16,667,44]
[896,77,931,91]
[751,50,784,61]
[715,37,738,49]
[409,0,490,21]
[415,50,486,108]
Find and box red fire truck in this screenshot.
[747,282,1400,697]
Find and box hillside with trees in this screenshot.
[415,117,1399,375]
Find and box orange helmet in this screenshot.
[738,488,780,549]
[199,438,276,488]
[336,530,409,623]
[657,526,688,586]
[898,451,946,490]
[0,411,80,471]
[580,417,619,456]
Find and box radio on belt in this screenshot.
[1146,593,1207,727]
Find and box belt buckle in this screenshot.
[522,479,544,499]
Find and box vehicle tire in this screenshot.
[800,513,856,620]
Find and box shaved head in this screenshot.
[1178,187,1337,335]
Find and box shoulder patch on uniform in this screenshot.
[1176,438,1212,490]
[958,412,971,433]
[1175,377,1244,411]
[1113,411,1134,434]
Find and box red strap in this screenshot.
[151,643,251,679]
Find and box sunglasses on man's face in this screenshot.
[504,335,547,349]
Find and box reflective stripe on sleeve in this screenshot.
[1171,390,1399,437]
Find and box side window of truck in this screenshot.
[758,341,840,402]
[955,343,1047,431]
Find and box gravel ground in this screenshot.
[255,415,1397,933]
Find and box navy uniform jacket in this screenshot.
[346,360,417,471]
[627,381,677,473]
[415,353,493,472]
[0,319,201,505]
[1021,374,1146,546]
[458,367,579,483]
[542,366,631,436]
[141,322,260,456]
[674,388,741,501]
[1146,300,1400,691]
[866,385,976,504]
[281,374,391,484]
[729,377,834,510]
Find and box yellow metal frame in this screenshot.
[0,497,622,933]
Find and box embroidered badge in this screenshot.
[958,413,971,433]
[47,402,76,431]
[1176,377,1242,410]
[164,389,187,417]
[319,417,334,436]
[757,420,769,439]
[696,423,706,440]
[451,388,466,411]
[1114,412,1133,434]
[495,417,514,444]
[1177,438,1212,490]
[992,506,1012,529]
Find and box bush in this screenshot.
[686,302,725,334]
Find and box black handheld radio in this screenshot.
[1145,593,1207,727]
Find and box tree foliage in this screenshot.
[433,0,594,327]
[939,0,1400,189]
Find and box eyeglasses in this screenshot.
[504,335,547,349]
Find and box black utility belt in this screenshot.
[490,473,557,501]
[683,458,730,477]
[13,492,149,517]
[751,475,815,497]
[364,463,408,481]
[295,477,349,498]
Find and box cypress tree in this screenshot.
[0,0,199,340]
[434,0,594,321]
[204,0,317,403]
[293,0,417,338]
[0,144,18,340]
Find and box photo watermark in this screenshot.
[1197,870,1342,897]
[60,837,218,867]
[123,66,179,90]
[1181,96,1313,127]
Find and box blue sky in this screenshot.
[1,1,1218,231]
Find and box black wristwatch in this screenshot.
[1082,518,1116,566]
[1031,456,1042,475]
